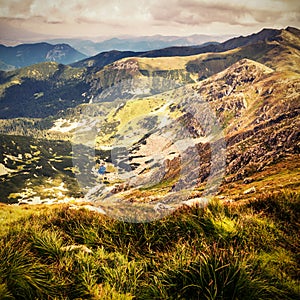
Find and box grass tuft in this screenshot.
[0,190,299,299]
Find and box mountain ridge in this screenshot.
[0,27,299,201]
[72,26,300,73]
[46,34,229,56]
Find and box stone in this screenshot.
[182,197,207,207]
[243,186,256,194]
[61,245,93,254]
[243,177,254,184]
[154,202,172,212]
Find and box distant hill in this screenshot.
[0,43,87,70]
[70,42,217,69]
[71,50,143,70]
[47,34,229,56]
[0,62,89,118]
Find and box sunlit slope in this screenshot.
[88,27,300,97]
[69,58,299,205]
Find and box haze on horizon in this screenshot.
[0,0,299,43]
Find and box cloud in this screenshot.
[0,0,151,23]
[149,0,300,27]
[1,0,297,25]
[0,0,299,38]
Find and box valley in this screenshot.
[0,23,299,300]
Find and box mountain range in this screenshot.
[0,33,233,71]
[0,27,298,119]
[0,26,299,208]
[46,34,230,56]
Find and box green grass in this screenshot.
[0,190,299,299]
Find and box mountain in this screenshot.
[72,26,300,74]
[0,43,87,70]
[0,27,299,119]
[0,27,299,205]
[1,57,298,205]
[138,27,299,59]
[66,58,298,202]
[47,34,229,56]
[0,25,299,300]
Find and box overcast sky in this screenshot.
[0,0,299,41]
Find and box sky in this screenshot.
[0,0,299,42]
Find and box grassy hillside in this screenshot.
[0,62,89,118]
[0,191,299,299]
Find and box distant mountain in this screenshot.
[138,27,289,57]
[70,41,221,70]
[71,50,142,69]
[0,43,87,70]
[72,26,300,74]
[47,34,229,56]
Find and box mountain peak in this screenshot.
[285,26,300,36]
[230,58,273,71]
[204,58,273,86]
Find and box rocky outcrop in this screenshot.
[147,59,299,187]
